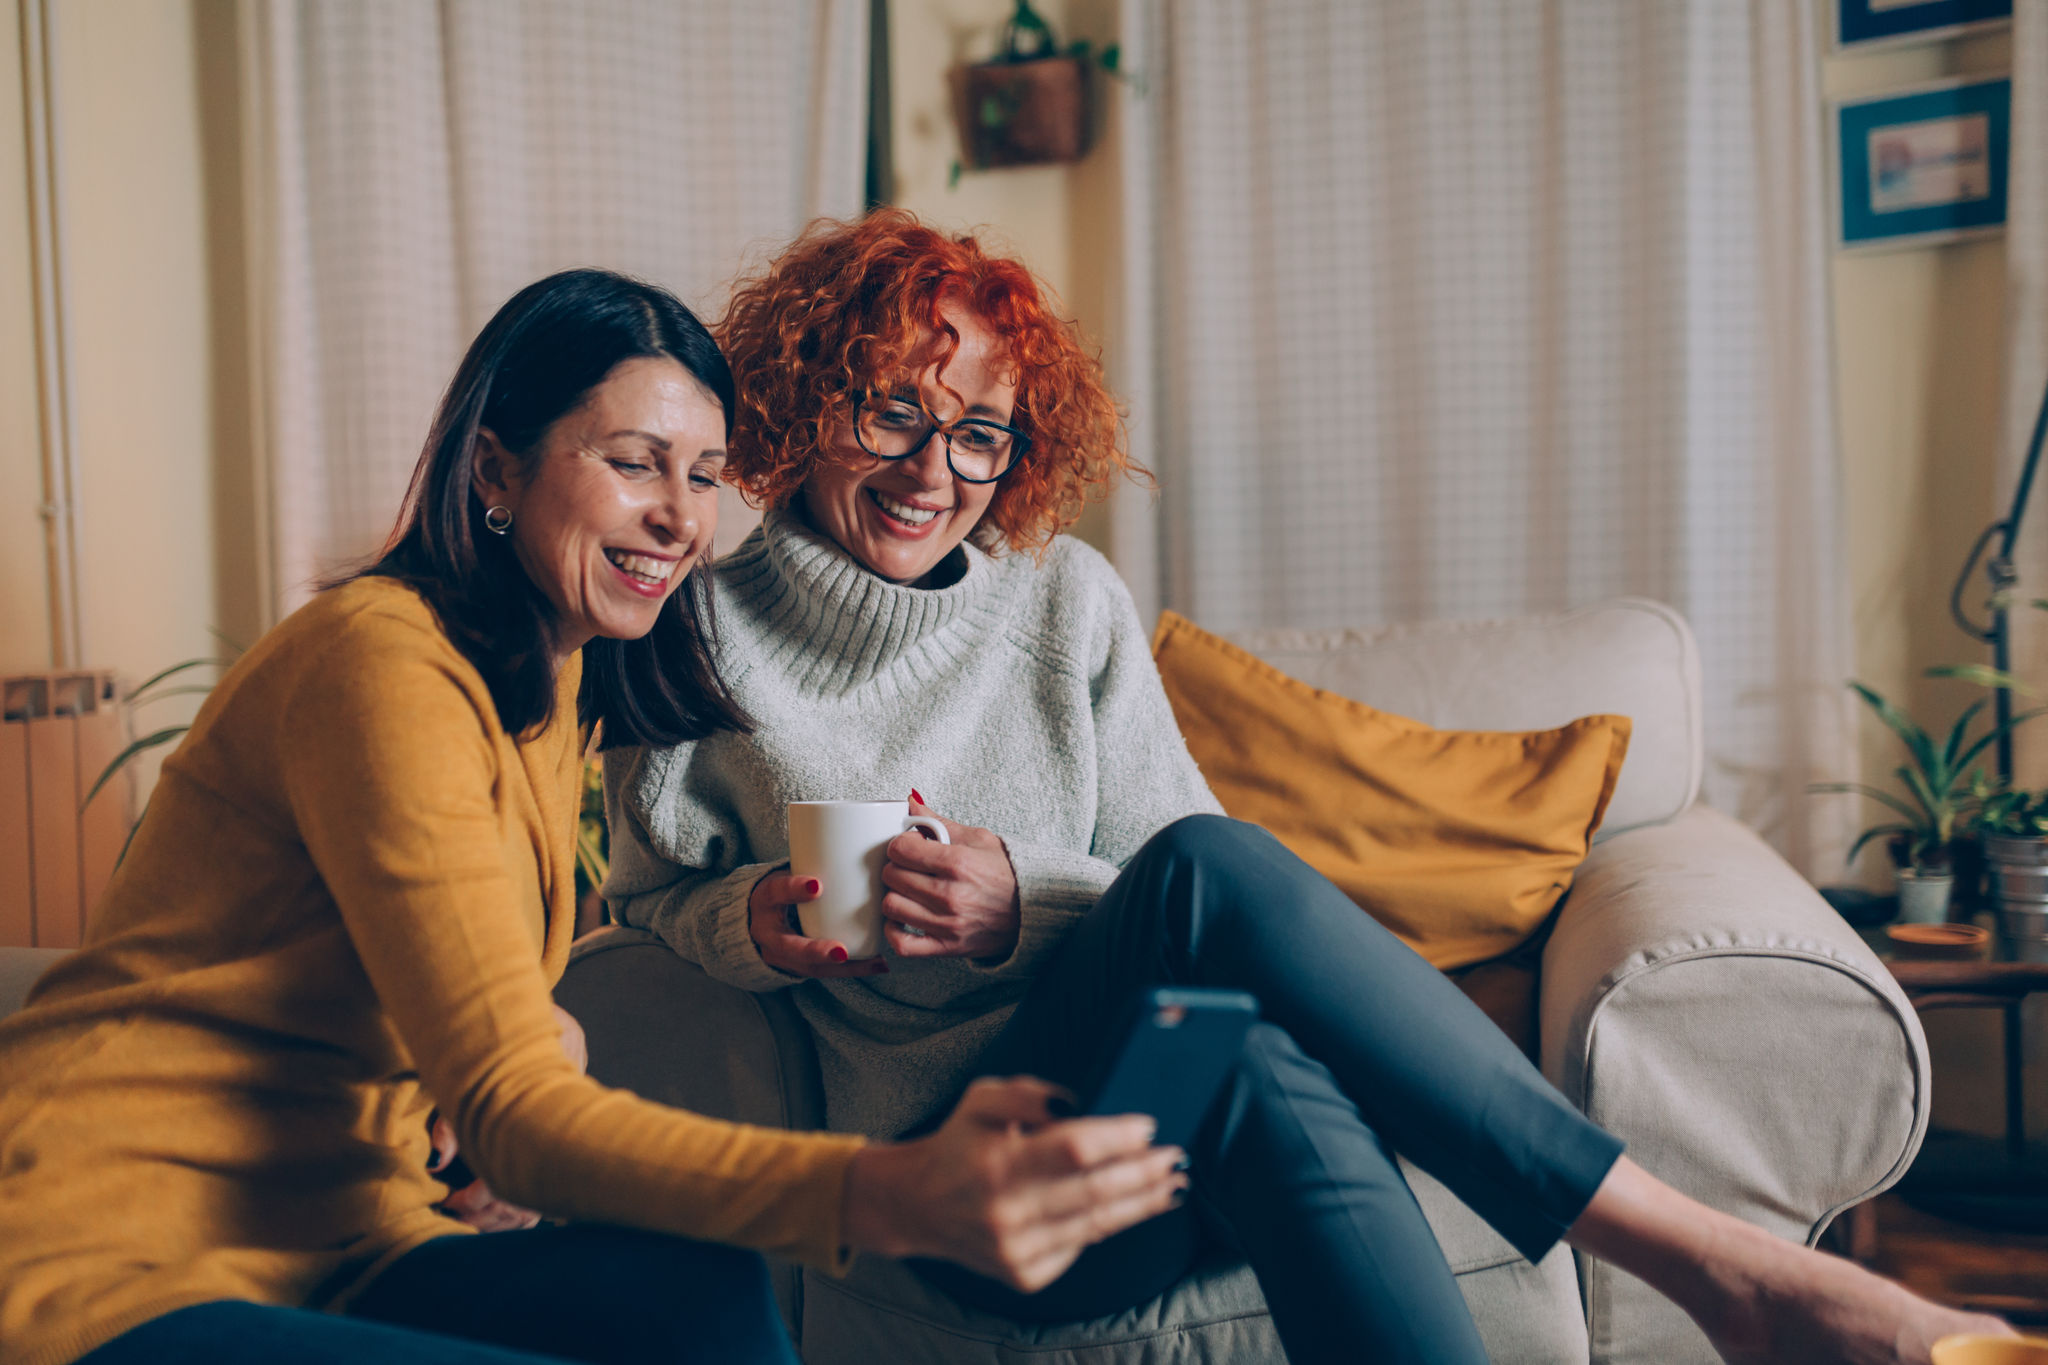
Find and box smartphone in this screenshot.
[1081,986,1260,1149]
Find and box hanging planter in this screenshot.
[960,55,1090,169]
[951,0,1119,175]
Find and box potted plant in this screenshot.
[1968,780,2048,941]
[953,1,1121,174]
[1814,680,2043,923]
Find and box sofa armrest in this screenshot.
[1,948,66,1019]
[555,926,826,1340]
[1540,804,1928,1365]
[555,926,825,1132]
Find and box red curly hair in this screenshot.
[715,209,1139,555]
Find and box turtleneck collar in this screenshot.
[717,509,1007,693]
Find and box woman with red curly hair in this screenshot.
[603,212,2004,1365]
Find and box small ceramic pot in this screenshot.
[1895,868,1954,925]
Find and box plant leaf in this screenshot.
[575,823,609,891]
[130,685,217,706]
[114,802,146,867]
[1848,682,1939,780]
[1929,662,2039,696]
[81,726,190,809]
[1810,781,1923,823]
[1944,697,1987,769]
[127,657,230,704]
[1953,705,2048,774]
[1847,823,1912,863]
[1896,763,1942,825]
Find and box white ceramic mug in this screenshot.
[787,801,950,960]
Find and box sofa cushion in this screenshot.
[559,933,1592,1364]
[1155,611,1630,970]
[0,948,66,1018]
[1218,597,1701,839]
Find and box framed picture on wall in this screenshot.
[1834,77,2010,251]
[1836,0,2011,50]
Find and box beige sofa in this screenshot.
[0,599,1929,1364]
[556,599,1931,1365]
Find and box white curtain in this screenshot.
[247,0,869,610]
[1114,0,1854,874]
[2006,0,2048,786]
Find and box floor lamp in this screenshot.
[1916,374,2048,1235]
[1950,375,2048,783]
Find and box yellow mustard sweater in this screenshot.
[0,578,864,1365]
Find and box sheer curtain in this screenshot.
[1113,0,1853,873]
[246,0,868,610]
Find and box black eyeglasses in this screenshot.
[852,393,1032,484]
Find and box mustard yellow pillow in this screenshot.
[1152,611,1631,971]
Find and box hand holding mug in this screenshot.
[880,795,1022,960]
[749,799,951,975]
[748,869,892,979]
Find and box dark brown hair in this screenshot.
[349,268,750,747]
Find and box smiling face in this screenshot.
[799,299,1016,586]
[472,355,726,659]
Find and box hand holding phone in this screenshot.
[1082,987,1260,1150]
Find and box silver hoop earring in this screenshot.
[484,505,513,535]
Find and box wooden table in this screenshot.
[1881,952,2048,1162]
[1840,928,2048,1282]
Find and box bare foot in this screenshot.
[1568,1159,2013,1365]
[1696,1219,2013,1365]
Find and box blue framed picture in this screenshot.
[1837,0,2011,50]
[1836,77,2009,251]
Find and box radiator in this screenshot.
[0,672,130,949]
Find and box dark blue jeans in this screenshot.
[79,1224,798,1365]
[914,816,1624,1365]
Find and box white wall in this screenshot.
[1824,26,2014,883]
[887,0,1122,549]
[1822,17,2040,1141]
[0,0,246,801]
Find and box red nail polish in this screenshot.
[804,879,821,895]
[910,788,926,806]
[828,946,848,963]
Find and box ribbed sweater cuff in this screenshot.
[973,841,1119,977]
[781,1134,870,1274]
[703,863,807,992]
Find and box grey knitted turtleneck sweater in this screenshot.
[603,510,1221,1139]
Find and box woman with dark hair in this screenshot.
[0,268,1185,1365]
[607,215,2010,1365]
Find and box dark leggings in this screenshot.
[78,1224,798,1365]
[913,815,1624,1365]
